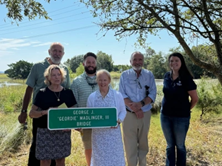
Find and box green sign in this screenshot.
[48,107,117,130]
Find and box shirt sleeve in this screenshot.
[26,64,37,88]
[70,79,79,107]
[87,93,94,107]
[33,90,42,108]
[118,73,128,99]
[65,90,77,108]
[185,76,197,91]
[116,91,126,122]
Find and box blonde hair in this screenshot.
[96,69,111,82]
[44,65,66,85]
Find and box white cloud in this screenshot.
[32,42,52,47]
[0,38,52,51]
[0,38,31,51]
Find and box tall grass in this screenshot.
[0,75,222,165]
[1,110,221,166]
[0,85,26,112]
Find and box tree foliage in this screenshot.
[5,60,33,79]
[80,0,222,85]
[76,62,84,76]
[147,53,167,79]
[113,64,131,72]
[96,51,114,71]
[1,0,50,22]
[64,55,84,73]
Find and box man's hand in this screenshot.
[135,110,144,119]
[18,112,27,124]
[129,102,142,112]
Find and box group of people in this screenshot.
[18,42,198,166]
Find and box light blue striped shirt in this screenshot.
[119,68,157,112]
[71,72,99,107]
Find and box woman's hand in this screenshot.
[111,121,120,129]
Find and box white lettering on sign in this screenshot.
[79,115,104,120]
[105,115,109,119]
[73,110,89,115]
[76,121,91,126]
[58,116,77,121]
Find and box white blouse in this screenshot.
[87,88,126,123]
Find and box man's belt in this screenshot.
[126,108,135,114]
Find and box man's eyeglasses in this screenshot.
[135,79,142,89]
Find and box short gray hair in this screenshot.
[130,51,144,61]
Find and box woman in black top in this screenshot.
[160,53,198,166]
[29,65,76,166]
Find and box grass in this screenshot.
[0,110,222,166]
[0,75,222,165]
[0,85,27,112]
[0,74,25,84]
[110,71,121,79]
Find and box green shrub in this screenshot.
[196,76,222,119]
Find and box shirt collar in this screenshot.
[130,68,144,77]
[96,87,112,98]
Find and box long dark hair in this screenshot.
[168,52,193,82]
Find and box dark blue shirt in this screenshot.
[161,71,197,117]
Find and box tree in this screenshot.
[80,0,222,85]
[97,51,114,71]
[64,55,84,73]
[143,47,156,68]
[5,60,33,79]
[147,53,167,79]
[113,64,131,72]
[76,63,84,76]
[1,0,50,22]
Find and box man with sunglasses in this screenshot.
[119,51,157,166]
[71,52,98,166]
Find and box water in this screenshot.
[111,79,163,90]
[0,82,22,87]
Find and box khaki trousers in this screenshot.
[123,111,151,166]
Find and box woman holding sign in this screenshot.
[87,69,126,166]
[29,65,76,166]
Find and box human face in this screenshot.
[130,53,144,71]
[97,73,110,92]
[169,56,182,72]
[48,44,64,64]
[83,56,97,75]
[49,69,62,85]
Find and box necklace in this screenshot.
[54,91,61,101]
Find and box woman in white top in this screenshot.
[87,69,126,166]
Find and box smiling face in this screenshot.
[169,56,182,72]
[83,56,97,75]
[130,53,144,71]
[48,68,62,85]
[97,72,111,92]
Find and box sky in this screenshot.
[0,0,183,72]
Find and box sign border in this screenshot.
[47,107,118,130]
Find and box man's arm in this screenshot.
[18,86,33,124]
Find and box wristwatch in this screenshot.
[140,100,145,107]
[21,110,27,113]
